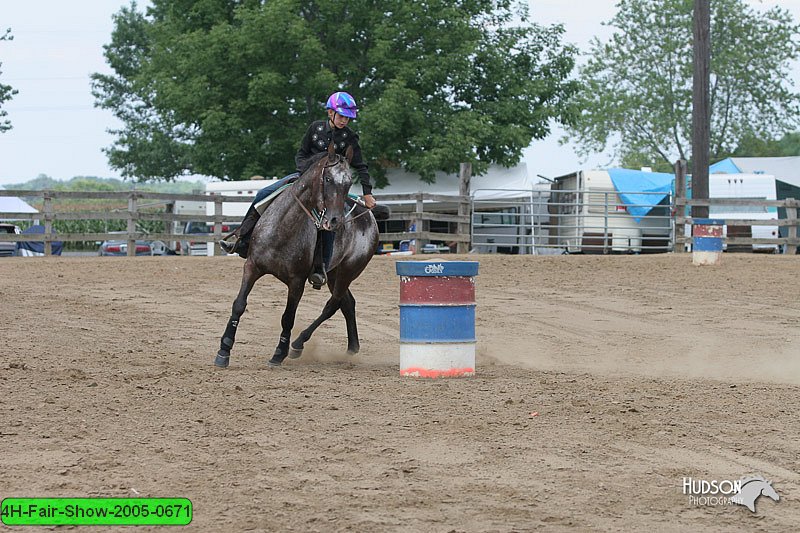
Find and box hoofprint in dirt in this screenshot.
[0,254,798,532]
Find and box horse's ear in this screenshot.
[327,141,336,156]
[345,145,353,164]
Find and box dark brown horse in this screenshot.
[214,148,380,368]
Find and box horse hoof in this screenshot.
[267,359,282,368]
[347,347,360,355]
[288,347,303,359]
[214,352,230,368]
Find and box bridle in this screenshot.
[292,153,345,229]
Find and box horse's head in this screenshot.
[302,145,353,231]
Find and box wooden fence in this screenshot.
[3,188,797,257]
[673,197,799,255]
[0,189,471,256]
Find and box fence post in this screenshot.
[457,163,472,254]
[127,192,138,257]
[411,193,424,254]
[213,197,223,256]
[603,191,609,254]
[165,201,175,251]
[673,159,688,253]
[43,192,53,257]
[786,198,798,255]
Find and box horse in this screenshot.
[214,146,380,368]
[731,476,780,513]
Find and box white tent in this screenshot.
[0,186,38,220]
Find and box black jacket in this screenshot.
[295,120,373,196]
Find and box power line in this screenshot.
[4,76,90,81]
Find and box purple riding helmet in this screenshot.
[325,91,358,119]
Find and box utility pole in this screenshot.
[692,0,710,218]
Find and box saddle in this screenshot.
[254,182,295,216]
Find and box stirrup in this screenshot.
[308,271,326,290]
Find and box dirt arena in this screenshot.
[1,253,798,532]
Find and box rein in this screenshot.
[292,192,325,229]
[345,200,374,224]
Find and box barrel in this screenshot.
[692,218,724,265]
[396,261,479,378]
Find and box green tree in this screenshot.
[729,131,800,157]
[92,0,577,183]
[1,28,18,133]
[565,0,800,170]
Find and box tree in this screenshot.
[1,28,18,133]
[92,0,578,183]
[565,0,800,170]
[729,131,800,157]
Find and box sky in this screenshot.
[0,1,799,187]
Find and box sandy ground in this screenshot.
[1,253,799,532]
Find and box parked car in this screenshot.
[97,231,177,257]
[98,238,154,256]
[179,221,240,256]
[0,223,21,257]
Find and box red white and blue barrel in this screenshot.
[396,261,479,378]
[692,218,724,265]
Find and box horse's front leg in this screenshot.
[215,261,263,368]
[268,279,306,367]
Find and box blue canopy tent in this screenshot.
[708,158,742,174]
[16,224,63,256]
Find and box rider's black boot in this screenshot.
[219,206,260,259]
[308,230,334,289]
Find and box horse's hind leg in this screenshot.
[339,289,360,354]
[267,279,306,367]
[289,271,342,358]
[215,261,263,368]
[288,296,342,359]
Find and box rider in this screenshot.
[219,91,377,288]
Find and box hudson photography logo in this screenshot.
[682,476,780,513]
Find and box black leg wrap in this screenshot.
[215,337,233,367]
[216,319,238,367]
[222,319,239,342]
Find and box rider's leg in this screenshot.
[219,173,299,257]
[308,230,334,289]
[219,204,260,257]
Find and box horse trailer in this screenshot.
[548,170,672,254]
[470,186,551,254]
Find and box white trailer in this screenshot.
[549,170,672,253]
[204,179,280,218]
[704,173,779,252]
